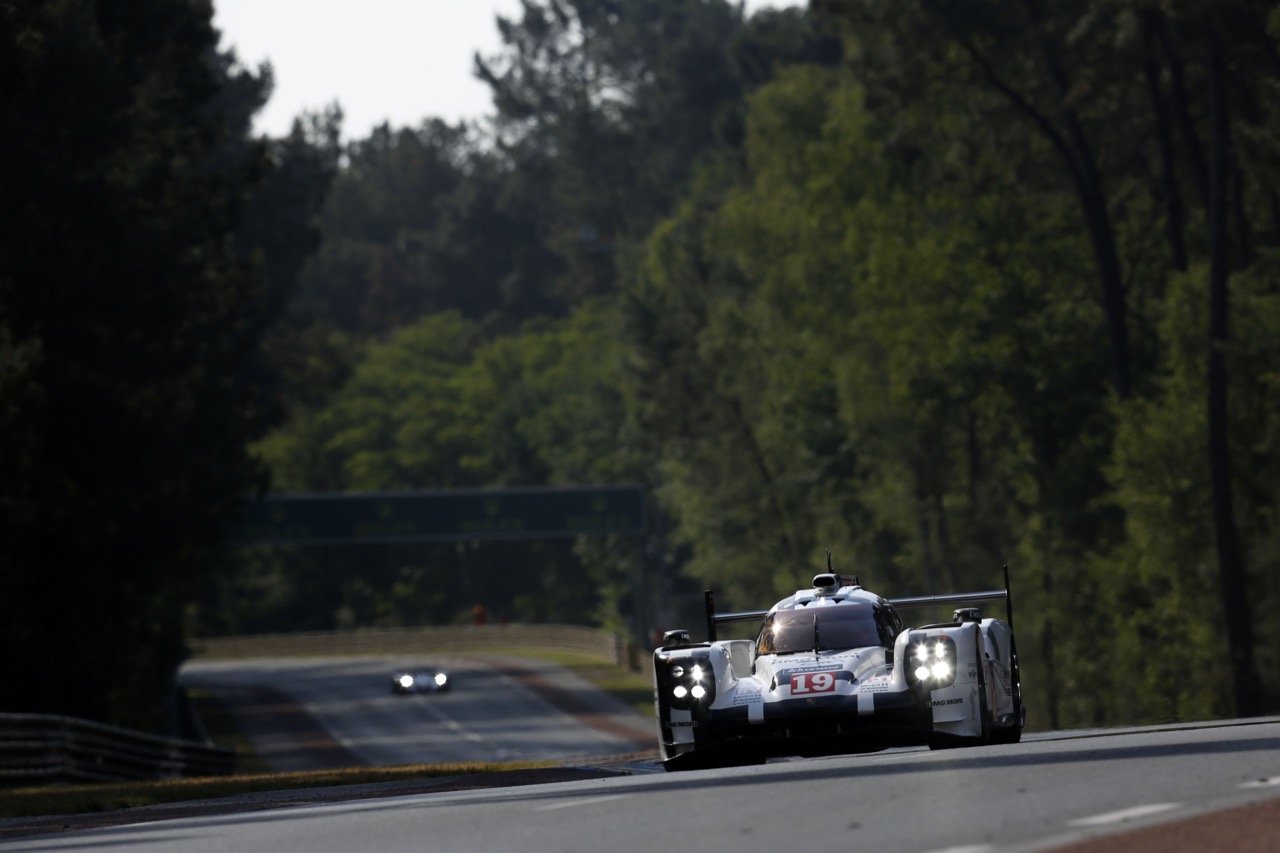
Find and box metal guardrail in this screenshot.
[188,623,632,668]
[0,713,235,786]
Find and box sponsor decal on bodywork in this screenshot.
[858,674,893,693]
[783,663,849,675]
[732,681,764,706]
[735,681,768,723]
[928,690,972,722]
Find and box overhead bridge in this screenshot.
[236,485,646,546]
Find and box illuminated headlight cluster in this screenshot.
[398,674,415,689]
[433,673,448,688]
[666,660,715,710]
[905,636,958,688]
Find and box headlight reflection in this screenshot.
[665,658,716,709]
[906,635,958,688]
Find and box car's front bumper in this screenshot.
[660,687,937,767]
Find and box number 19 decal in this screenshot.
[791,671,839,695]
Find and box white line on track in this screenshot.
[534,794,628,812]
[413,694,486,743]
[919,845,995,853]
[1067,803,1182,827]
[866,750,940,763]
[1239,775,1280,789]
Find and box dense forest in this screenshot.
[2,0,1278,736]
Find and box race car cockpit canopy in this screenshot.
[756,603,898,655]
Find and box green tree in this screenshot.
[224,304,648,633]
[0,0,288,727]
[477,0,838,300]
[0,0,306,730]
[623,52,1126,732]
[293,119,566,339]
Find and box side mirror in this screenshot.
[662,629,692,647]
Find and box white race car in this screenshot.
[653,562,1025,770]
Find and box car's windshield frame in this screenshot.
[756,603,893,655]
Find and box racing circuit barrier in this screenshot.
[188,623,633,668]
[0,712,235,785]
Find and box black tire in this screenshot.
[990,637,1023,745]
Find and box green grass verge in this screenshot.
[1,648,654,820]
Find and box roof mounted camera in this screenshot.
[813,551,859,594]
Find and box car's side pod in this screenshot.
[888,564,1023,745]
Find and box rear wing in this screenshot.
[701,564,1015,643]
[889,564,1015,630]
[702,591,768,643]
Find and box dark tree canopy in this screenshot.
[0,0,332,730]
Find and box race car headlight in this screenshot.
[662,656,716,710]
[905,636,957,688]
[434,673,448,687]
[398,675,414,689]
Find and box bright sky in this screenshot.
[213,1,802,141]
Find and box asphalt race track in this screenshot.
[177,655,656,769]
[2,656,1278,852]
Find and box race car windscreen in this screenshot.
[756,605,885,655]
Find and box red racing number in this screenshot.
[791,671,838,695]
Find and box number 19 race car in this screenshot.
[653,562,1024,770]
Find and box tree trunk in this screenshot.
[1032,27,1131,399]
[1142,11,1188,272]
[1158,14,1210,211]
[1207,41,1259,718]
[953,24,1132,398]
